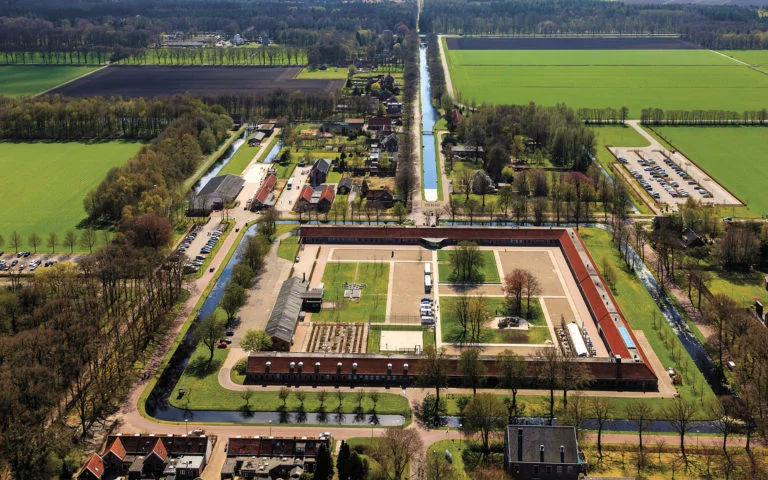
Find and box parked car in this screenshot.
[225,329,235,336]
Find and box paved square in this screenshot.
[497,250,564,296]
[380,330,423,352]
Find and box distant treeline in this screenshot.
[458,104,596,171]
[204,90,364,122]
[0,96,232,141]
[578,107,631,124]
[0,0,417,64]
[420,0,768,49]
[640,107,768,125]
[84,100,233,223]
[395,30,420,205]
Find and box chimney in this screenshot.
[615,355,623,379]
[560,445,565,463]
[517,429,523,462]
[539,445,545,463]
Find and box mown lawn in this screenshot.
[440,297,550,344]
[437,249,500,283]
[579,227,716,417]
[170,343,410,414]
[0,141,142,249]
[653,126,768,217]
[312,262,390,322]
[295,67,349,79]
[0,65,98,96]
[277,235,300,262]
[219,134,279,176]
[445,44,768,117]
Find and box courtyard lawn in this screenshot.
[171,343,410,415]
[440,297,550,344]
[366,325,435,353]
[653,126,768,217]
[437,249,500,283]
[0,141,141,249]
[0,65,99,96]
[444,45,768,117]
[277,235,300,262]
[580,227,716,417]
[312,262,390,322]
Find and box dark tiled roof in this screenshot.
[105,434,210,456]
[505,425,580,464]
[226,436,329,457]
[368,117,391,128]
[338,178,353,190]
[265,278,308,343]
[198,174,245,200]
[312,158,331,175]
[367,186,393,199]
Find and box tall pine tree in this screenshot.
[336,441,351,480]
[314,444,334,480]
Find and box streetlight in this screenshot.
[696,429,700,449]
[459,423,463,449]
[269,420,273,437]
[184,419,188,435]
[370,421,375,440]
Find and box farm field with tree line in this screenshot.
[0,141,142,249]
[443,38,768,116]
[0,65,98,96]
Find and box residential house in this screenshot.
[265,278,308,351]
[452,145,485,159]
[222,435,331,480]
[681,227,706,249]
[250,173,277,211]
[366,186,396,208]
[256,123,275,136]
[309,158,332,187]
[504,426,586,480]
[344,118,365,131]
[297,185,335,212]
[76,434,212,480]
[471,170,495,195]
[367,116,391,132]
[381,133,399,153]
[248,131,266,146]
[337,177,354,195]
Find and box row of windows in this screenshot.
[511,464,573,474]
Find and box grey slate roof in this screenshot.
[505,425,580,464]
[197,174,245,201]
[265,278,308,344]
[312,158,332,175]
[337,177,353,191]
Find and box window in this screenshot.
[557,466,562,473]
[533,466,539,474]
[567,466,573,473]
[546,465,552,474]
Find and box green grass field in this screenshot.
[312,262,390,322]
[440,296,551,344]
[445,44,768,117]
[0,65,98,96]
[653,126,768,216]
[277,235,300,262]
[219,134,279,177]
[171,343,409,415]
[0,141,142,249]
[437,249,500,283]
[580,227,716,416]
[295,67,349,79]
[720,50,768,71]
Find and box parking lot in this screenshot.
[0,251,83,274]
[609,123,742,209]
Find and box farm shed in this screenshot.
[265,278,308,351]
[188,174,245,216]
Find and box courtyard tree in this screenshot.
[458,347,486,395]
[418,345,450,426]
[450,240,484,283]
[503,268,525,315]
[260,208,279,241]
[452,293,471,343]
[372,428,424,480]
[497,349,527,423]
[241,329,272,352]
[467,296,488,343]
[278,386,291,408]
[393,202,408,224]
[522,270,541,317]
[462,393,507,454]
[194,313,225,362]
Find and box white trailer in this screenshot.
[566,322,589,357]
[424,262,431,276]
[424,274,432,293]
